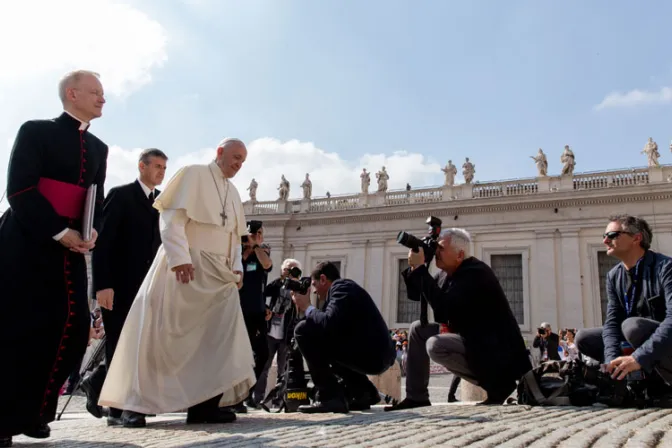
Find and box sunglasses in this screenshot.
[603,231,632,240]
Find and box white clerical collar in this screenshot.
[137,178,154,198]
[209,161,228,180]
[64,110,90,131]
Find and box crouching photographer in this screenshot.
[387,225,531,410]
[290,262,397,413]
[576,215,672,402]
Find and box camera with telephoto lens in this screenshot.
[282,266,312,295]
[241,220,263,244]
[396,216,443,265]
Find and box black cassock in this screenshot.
[0,112,107,437]
[90,180,161,415]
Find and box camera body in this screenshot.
[396,216,443,265]
[538,327,546,336]
[282,266,312,295]
[241,220,263,244]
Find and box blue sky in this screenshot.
[1,0,671,205]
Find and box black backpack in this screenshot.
[516,359,602,406]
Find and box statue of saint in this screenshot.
[376,166,389,192]
[277,175,290,201]
[642,137,660,167]
[247,178,258,202]
[360,168,370,194]
[530,148,548,176]
[441,160,457,186]
[300,173,312,199]
[561,145,576,176]
[462,158,475,184]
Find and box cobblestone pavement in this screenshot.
[12,375,671,447]
[12,399,672,447]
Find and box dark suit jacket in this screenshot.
[402,257,532,391]
[92,180,161,310]
[603,249,672,369]
[306,279,396,373]
[533,333,561,361]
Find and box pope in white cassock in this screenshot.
[98,138,255,425]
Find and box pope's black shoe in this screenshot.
[80,365,106,419]
[384,397,431,412]
[0,436,11,447]
[23,423,50,439]
[121,411,146,428]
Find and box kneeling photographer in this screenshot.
[576,215,672,401]
[291,262,397,413]
[387,224,531,410]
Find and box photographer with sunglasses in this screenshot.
[576,214,672,398]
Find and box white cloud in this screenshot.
[0,0,168,96]
[594,86,672,111]
[0,0,168,211]
[103,138,444,202]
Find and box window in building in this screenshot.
[490,254,525,324]
[396,258,420,323]
[597,251,620,324]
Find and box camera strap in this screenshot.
[624,258,643,317]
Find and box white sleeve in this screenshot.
[232,243,243,273]
[160,209,192,269]
[53,227,69,240]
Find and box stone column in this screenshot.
[537,177,551,193]
[299,198,310,213]
[558,175,574,191]
[367,240,386,311]
[534,231,559,329]
[349,241,368,286]
[649,166,664,183]
[653,226,672,254]
[292,244,307,274]
[559,229,584,329]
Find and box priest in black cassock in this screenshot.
[86,148,168,428]
[0,70,108,447]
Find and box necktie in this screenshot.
[148,191,154,202]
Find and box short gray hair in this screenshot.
[217,137,245,150]
[281,258,301,271]
[139,148,168,164]
[608,214,653,250]
[439,228,472,256]
[58,70,100,104]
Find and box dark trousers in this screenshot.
[253,336,290,403]
[243,312,270,381]
[100,301,133,417]
[294,319,394,400]
[576,317,672,384]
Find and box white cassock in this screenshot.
[98,161,255,414]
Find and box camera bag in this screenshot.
[516,359,600,406]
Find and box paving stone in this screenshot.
[11,399,672,447]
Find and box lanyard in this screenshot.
[624,258,643,317]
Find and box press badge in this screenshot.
[247,262,258,272]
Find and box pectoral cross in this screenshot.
[220,209,227,226]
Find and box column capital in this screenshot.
[292,243,307,251]
[351,240,369,247]
[535,229,558,238]
[370,240,387,248]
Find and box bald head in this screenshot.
[215,138,247,178]
[58,70,105,121]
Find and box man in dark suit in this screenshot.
[85,148,168,428]
[0,70,107,447]
[386,228,531,411]
[291,262,397,413]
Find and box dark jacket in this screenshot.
[92,180,162,310]
[307,279,396,373]
[265,277,296,342]
[603,249,672,370]
[533,333,561,361]
[402,257,532,391]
